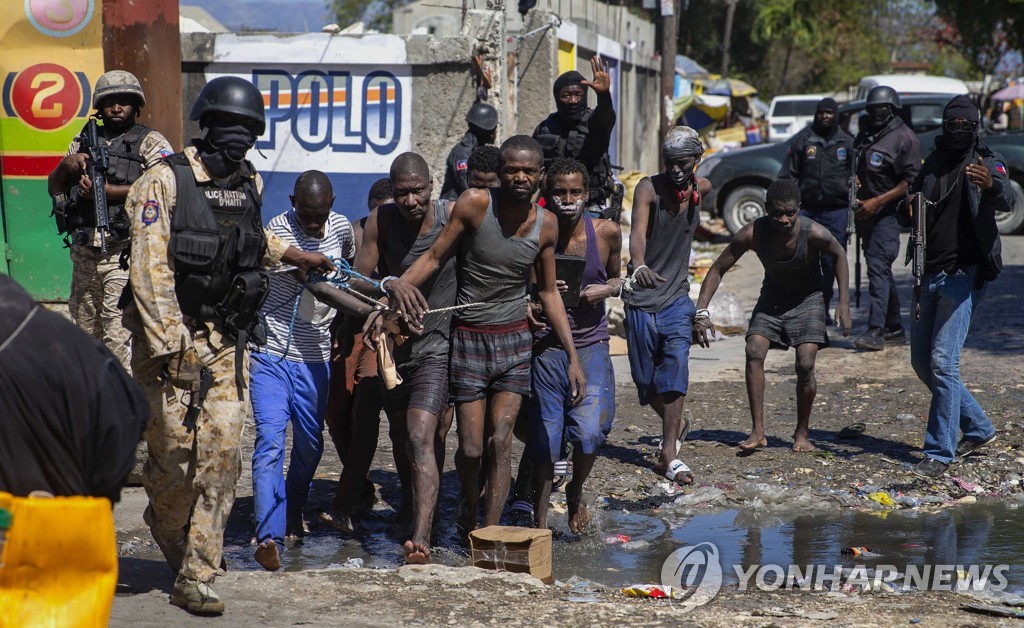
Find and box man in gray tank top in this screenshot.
[385,136,585,536]
[694,179,851,453]
[353,152,457,564]
[624,127,712,487]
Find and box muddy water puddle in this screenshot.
[186,501,1024,595]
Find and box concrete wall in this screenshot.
[395,0,660,175]
[179,11,505,222]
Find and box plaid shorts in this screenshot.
[449,321,532,402]
[382,357,450,417]
[747,291,829,350]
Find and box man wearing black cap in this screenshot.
[779,97,853,319]
[851,85,921,351]
[905,95,1013,479]
[440,102,498,200]
[533,56,617,220]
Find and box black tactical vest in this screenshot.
[165,153,269,341]
[69,123,151,241]
[534,109,614,204]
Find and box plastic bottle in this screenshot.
[0,507,12,568]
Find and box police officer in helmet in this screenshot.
[852,85,921,351]
[533,56,618,221]
[123,76,333,616]
[47,70,173,370]
[440,102,498,200]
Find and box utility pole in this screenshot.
[720,0,737,78]
[658,0,678,161]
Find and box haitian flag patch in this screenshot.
[456,159,468,171]
[995,161,1008,177]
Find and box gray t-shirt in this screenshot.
[625,174,698,313]
[456,190,546,326]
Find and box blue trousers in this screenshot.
[800,207,848,315]
[859,212,903,331]
[910,266,994,464]
[250,353,330,545]
[624,295,695,406]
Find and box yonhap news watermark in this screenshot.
[660,542,1011,611]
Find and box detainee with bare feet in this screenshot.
[527,158,622,533]
[357,153,458,563]
[385,136,585,537]
[694,179,851,452]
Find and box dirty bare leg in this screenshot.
[531,459,554,529]
[565,449,597,533]
[650,391,692,484]
[742,335,770,450]
[387,410,413,525]
[793,343,819,452]
[483,391,523,527]
[402,407,440,563]
[455,399,486,536]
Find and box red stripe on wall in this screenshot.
[2,155,63,177]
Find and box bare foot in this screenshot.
[792,433,816,452]
[567,502,591,534]
[403,540,430,564]
[738,433,768,450]
[319,510,355,535]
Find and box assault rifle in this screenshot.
[848,146,862,308]
[910,193,927,321]
[80,118,111,254]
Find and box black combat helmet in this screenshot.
[866,85,901,110]
[466,102,498,132]
[189,76,266,133]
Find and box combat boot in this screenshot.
[854,327,884,351]
[883,326,906,345]
[170,576,225,615]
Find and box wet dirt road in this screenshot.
[110,233,1024,626]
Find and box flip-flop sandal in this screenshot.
[663,459,693,486]
[838,422,866,440]
[552,459,572,489]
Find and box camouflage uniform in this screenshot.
[124,146,289,584]
[65,129,173,371]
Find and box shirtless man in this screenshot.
[624,126,711,486]
[527,158,622,533]
[386,135,585,535]
[694,179,851,451]
[356,153,457,563]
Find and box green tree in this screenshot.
[328,0,399,32]
[932,0,1024,77]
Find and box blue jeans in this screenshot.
[859,212,903,331]
[625,295,695,405]
[250,353,330,545]
[910,266,994,464]
[800,207,848,315]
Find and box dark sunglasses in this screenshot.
[943,119,977,132]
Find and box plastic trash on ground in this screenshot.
[707,292,746,335]
[622,585,679,599]
[867,491,895,508]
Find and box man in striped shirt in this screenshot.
[250,170,358,570]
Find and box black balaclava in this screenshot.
[866,104,893,131]
[941,95,979,154]
[553,71,589,125]
[195,116,258,179]
[811,97,838,137]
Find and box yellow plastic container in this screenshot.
[0,492,117,628]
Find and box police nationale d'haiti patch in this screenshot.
[142,200,160,226]
[837,147,847,161]
[869,151,884,167]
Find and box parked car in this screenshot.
[766,94,826,143]
[697,94,1024,235]
[855,74,970,100]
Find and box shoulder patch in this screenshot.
[869,151,884,167]
[456,159,468,171]
[158,149,173,159]
[836,147,847,161]
[995,161,1008,176]
[141,200,160,226]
